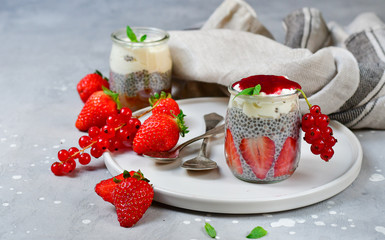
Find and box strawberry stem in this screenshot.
[297,88,312,109]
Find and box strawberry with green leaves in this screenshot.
[75,86,121,132]
[77,70,109,103]
[149,91,180,117]
[95,170,153,228]
[133,112,188,154]
[112,170,154,228]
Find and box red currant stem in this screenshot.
[60,141,97,164]
[114,123,126,131]
[133,101,160,119]
[297,88,312,109]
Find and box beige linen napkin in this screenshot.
[169,0,385,129]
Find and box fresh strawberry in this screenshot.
[112,170,154,228]
[149,91,180,116]
[239,136,275,179]
[75,87,121,132]
[225,129,243,174]
[274,137,298,177]
[133,112,188,154]
[77,70,109,103]
[95,173,125,204]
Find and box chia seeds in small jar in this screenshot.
[109,27,172,111]
[224,75,302,183]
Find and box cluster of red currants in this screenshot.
[51,107,141,176]
[302,105,337,162]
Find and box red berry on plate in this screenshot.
[320,147,334,162]
[321,127,333,138]
[133,113,187,154]
[306,126,322,142]
[325,136,337,147]
[312,139,326,152]
[149,91,180,117]
[301,113,315,132]
[310,105,321,115]
[119,107,132,121]
[91,146,104,158]
[77,70,109,103]
[315,114,330,130]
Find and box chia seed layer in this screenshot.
[225,107,301,183]
[109,69,171,97]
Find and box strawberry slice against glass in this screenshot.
[239,136,275,180]
[224,129,243,175]
[274,137,298,177]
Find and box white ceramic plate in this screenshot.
[103,97,362,214]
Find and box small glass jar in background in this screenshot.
[224,77,302,183]
[109,27,172,111]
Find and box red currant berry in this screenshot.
[79,135,92,148]
[67,158,76,171]
[97,138,109,150]
[106,115,122,127]
[321,127,333,138]
[310,144,322,155]
[129,118,141,130]
[315,114,330,129]
[78,153,91,165]
[61,162,72,174]
[301,113,315,132]
[325,136,337,147]
[312,139,325,152]
[90,146,104,158]
[306,126,322,142]
[116,126,131,141]
[58,149,70,162]
[51,162,64,176]
[119,107,132,121]
[88,126,100,139]
[68,147,80,159]
[310,105,321,115]
[320,147,334,161]
[108,138,121,152]
[101,125,115,139]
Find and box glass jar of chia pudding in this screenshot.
[109,27,172,111]
[224,75,302,183]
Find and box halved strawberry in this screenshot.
[225,129,243,174]
[239,136,275,179]
[274,137,298,177]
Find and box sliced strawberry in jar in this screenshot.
[240,136,275,179]
[274,137,298,177]
[225,129,243,174]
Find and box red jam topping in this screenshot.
[232,75,301,95]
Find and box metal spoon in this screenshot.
[142,123,225,163]
[181,113,223,170]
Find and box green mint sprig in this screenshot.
[246,226,268,239]
[233,84,261,100]
[126,25,147,43]
[204,222,217,238]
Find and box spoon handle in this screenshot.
[175,124,225,152]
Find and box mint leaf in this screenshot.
[233,84,262,100]
[140,34,147,42]
[253,84,261,95]
[204,223,216,238]
[246,226,267,239]
[126,25,138,42]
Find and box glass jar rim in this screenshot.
[227,81,300,101]
[111,27,170,47]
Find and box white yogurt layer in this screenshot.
[229,89,299,119]
[109,38,172,74]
